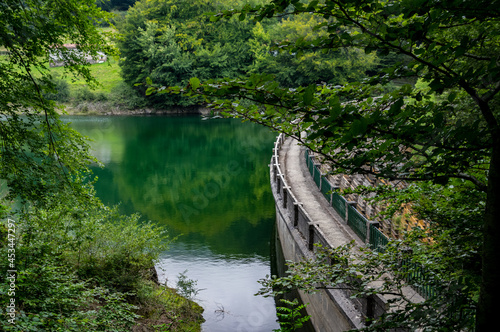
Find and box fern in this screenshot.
[273,298,311,332]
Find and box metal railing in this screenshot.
[369,224,389,252]
[347,203,369,243]
[331,192,347,220]
[271,134,333,255]
[302,146,441,301]
[304,149,380,247]
[273,135,475,327]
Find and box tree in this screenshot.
[0,1,164,330]
[97,0,138,12]
[0,0,114,203]
[248,14,379,87]
[0,3,201,331]
[161,0,499,330]
[117,0,258,107]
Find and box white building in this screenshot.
[49,44,107,67]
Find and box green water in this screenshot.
[66,115,279,331]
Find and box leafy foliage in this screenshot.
[260,236,477,331]
[134,281,205,332]
[248,14,379,87]
[119,0,382,107]
[0,0,116,203]
[0,190,170,331]
[175,270,202,300]
[97,0,138,12]
[273,299,310,332]
[0,1,203,330]
[156,0,500,330]
[117,0,257,107]
[259,178,486,331]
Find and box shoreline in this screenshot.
[59,101,212,116]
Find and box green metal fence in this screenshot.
[304,148,440,302]
[370,225,436,299]
[306,150,315,175]
[306,150,345,218]
[331,193,346,220]
[369,224,389,253]
[320,176,332,202]
[347,204,368,242]
[313,166,322,188]
[400,257,436,299]
[302,147,476,325]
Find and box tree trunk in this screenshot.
[476,132,500,331]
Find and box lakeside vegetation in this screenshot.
[1,0,204,331]
[0,193,204,331]
[47,58,147,113]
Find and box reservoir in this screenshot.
[66,115,280,332]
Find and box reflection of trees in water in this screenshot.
[82,116,276,255]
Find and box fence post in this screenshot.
[318,168,322,192]
[273,162,278,183]
[271,156,277,183]
[308,224,315,251]
[277,175,283,198]
[330,185,339,205]
[282,186,289,209]
[314,163,322,190]
[293,202,299,228]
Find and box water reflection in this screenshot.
[66,115,280,331]
[157,245,278,332]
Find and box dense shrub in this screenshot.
[0,191,171,331]
[109,81,149,109]
[43,77,71,103]
[74,86,108,102]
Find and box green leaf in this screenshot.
[145,87,156,96]
[189,77,201,90]
[447,92,457,103]
[303,85,316,106]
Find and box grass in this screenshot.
[133,281,205,332]
[2,25,122,95]
[0,49,123,95]
[50,56,123,95]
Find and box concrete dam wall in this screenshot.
[270,134,389,331]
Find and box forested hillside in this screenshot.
[116,0,383,108]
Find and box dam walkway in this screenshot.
[271,134,369,332]
[276,136,363,248]
[271,134,425,331]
